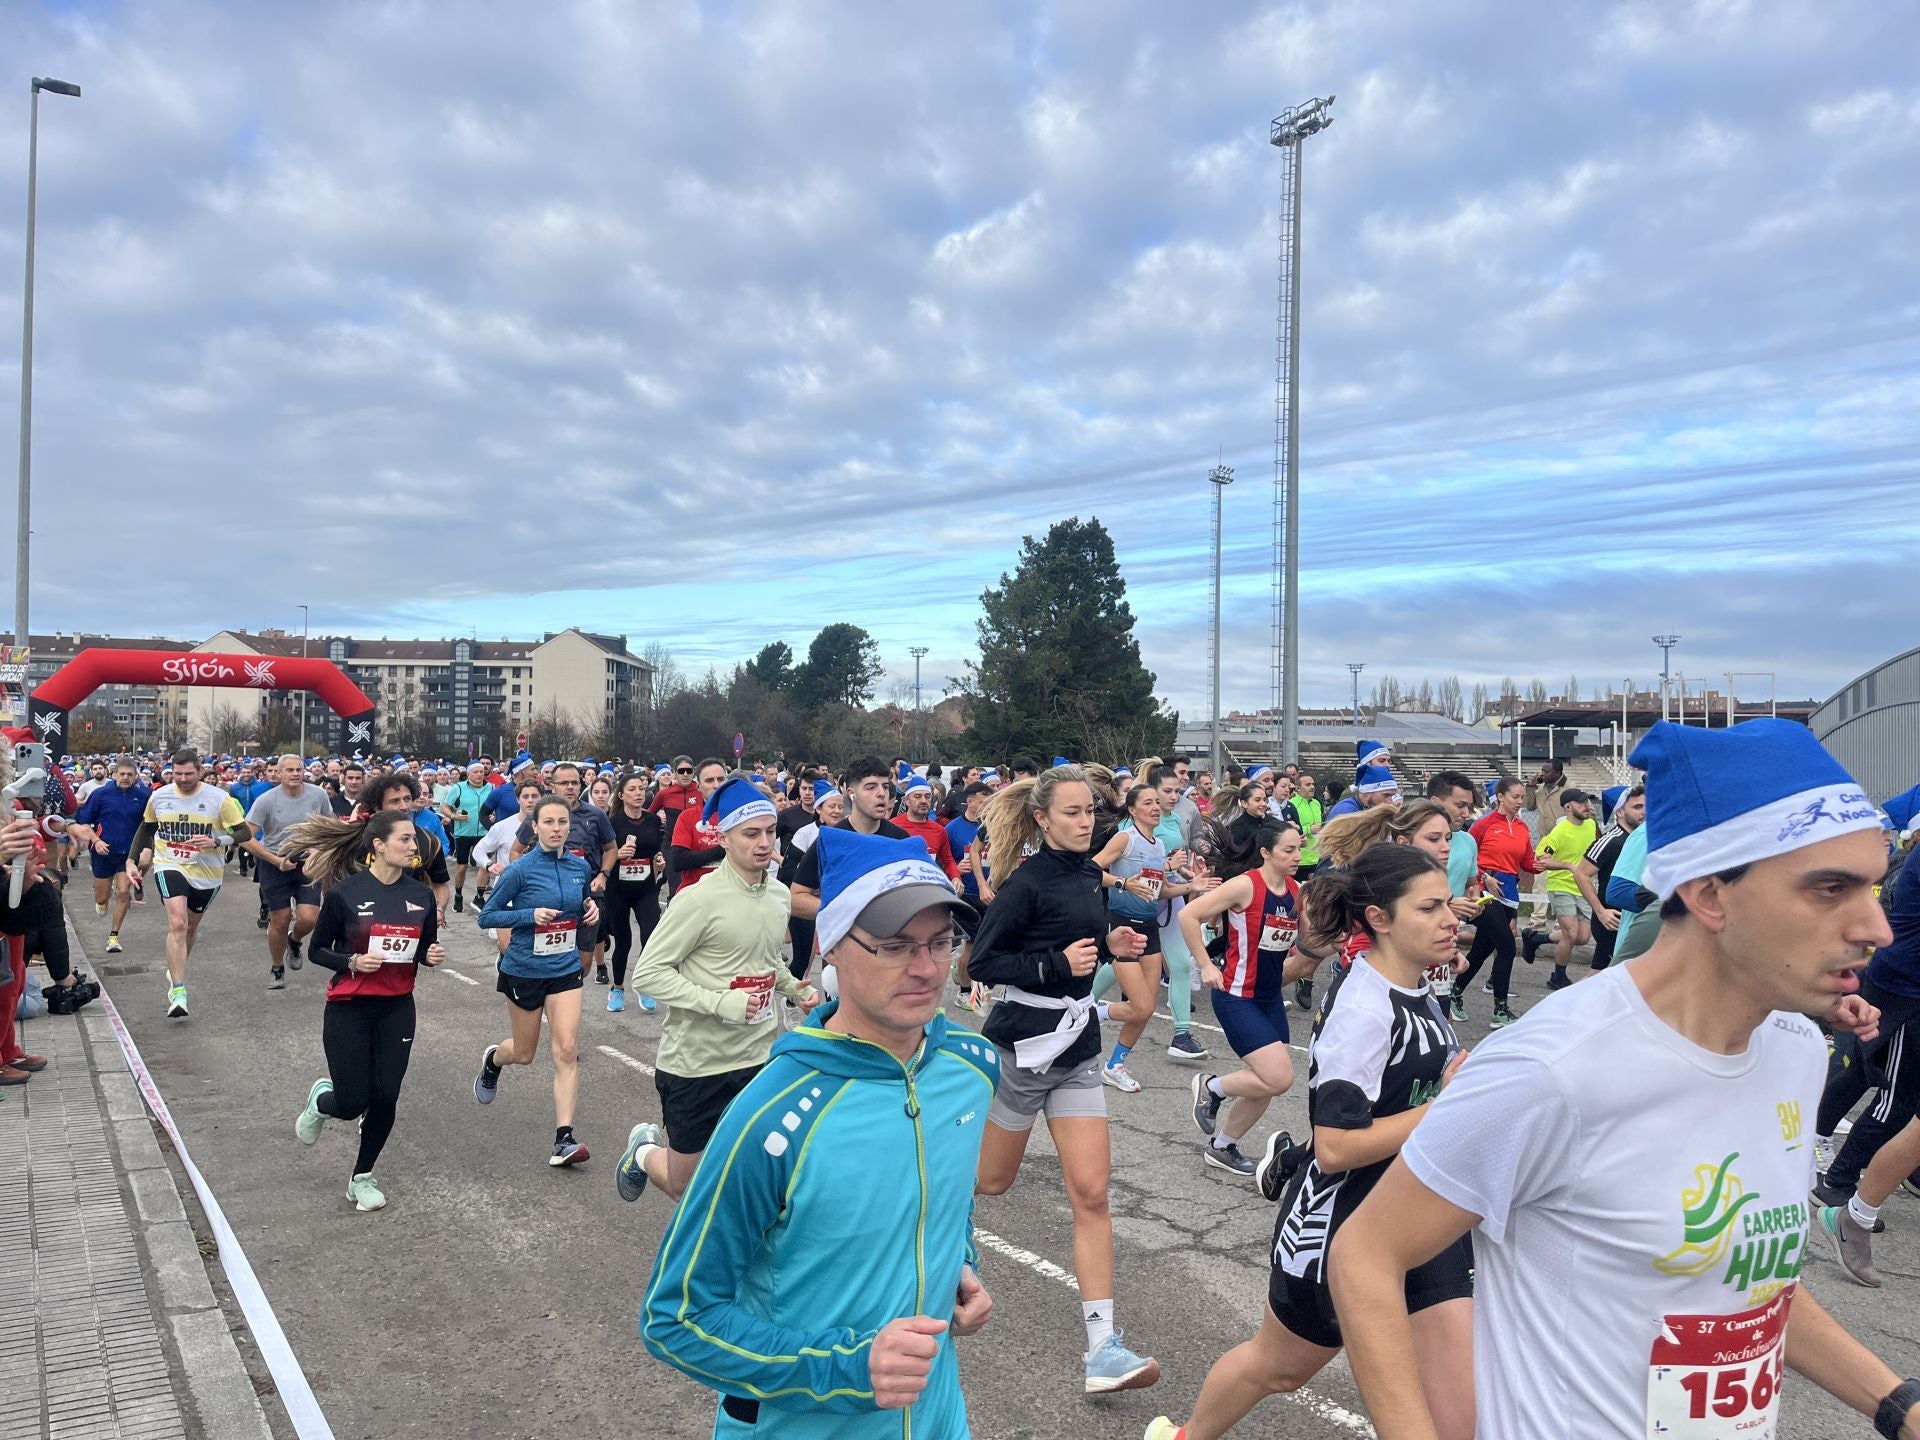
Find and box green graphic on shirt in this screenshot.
[1654,1153,1756,1278]
[1652,1152,1806,1300]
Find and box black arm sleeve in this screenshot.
[308,891,354,975]
[131,821,156,857]
[965,880,1072,987]
[423,838,450,887]
[672,843,726,873]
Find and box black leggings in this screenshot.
[1453,900,1516,1005]
[317,994,415,1175]
[603,884,661,988]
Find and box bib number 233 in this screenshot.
[1645,1287,1789,1438]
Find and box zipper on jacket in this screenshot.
[905,1052,927,1440]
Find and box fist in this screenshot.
[1063,938,1100,976]
[869,1316,947,1410]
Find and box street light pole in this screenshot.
[909,646,928,760]
[1207,463,1233,779]
[1348,662,1365,738]
[298,605,309,756]
[1652,634,1681,723]
[15,76,81,657]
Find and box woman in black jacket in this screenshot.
[969,765,1160,1398]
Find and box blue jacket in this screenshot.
[479,845,593,978]
[642,1008,999,1439]
[73,782,151,854]
[1866,855,1920,999]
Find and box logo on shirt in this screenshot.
[357,900,376,912]
[405,901,424,913]
[1653,1153,1805,1303]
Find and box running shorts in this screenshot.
[1547,892,1592,920]
[90,850,129,881]
[655,1064,762,1156]
[153,870,216,914]
[1108,915,1162,958]
[258,861,320,913]
[1269,1232,1473,1349]
[452,834,480,864]
[496,968,584,1011]
[986,1047,1105,1132]
[1210,987,1291,1056]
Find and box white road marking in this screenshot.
[975,1224,1373,1435]
[597,1044,655,1076]
[439,967,479,985]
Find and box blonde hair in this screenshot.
[1316,800,1452,869]
[983,764,1090,885]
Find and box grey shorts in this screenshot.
[1548,892,1592,920]
[986,1047,1106,1132]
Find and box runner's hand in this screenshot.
[1448,897,1480,920]
[533,907,561,924]
[1594,905,1620,931]
[1832,994,1879,1045]
[92,836,109,855]
[869,1316,948,1409]
[1200,962,1224,990]
[423,943,445,967]
[583,899,600,927]
[620,836,637,856]
[743,989,770,1022]
[1063,937,1101,975]
[1123,877,1155,901]
[350,953,383,974]
[1107,925,1148,961]
[951,1266,991,1336]
[1441,1049,1469,1089]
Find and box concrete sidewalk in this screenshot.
[1,976,279,1440]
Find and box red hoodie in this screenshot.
[1468,811,1541,878]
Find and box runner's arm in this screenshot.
[670,840,725,874]
[308,891,355,974]
[629,898,752,1021]
[1176,874,1250,959]
[965,883,1073,986]
[476,866,537,931]
[1782,1285,1915,1434]
[130,820,157,864]
[642,1098,886,1413]
[1329,1159,1481,1440]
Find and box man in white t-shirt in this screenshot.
[1331,719,1919,1440]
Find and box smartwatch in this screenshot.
[1877,1379,1920,1440]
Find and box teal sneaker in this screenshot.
[295,1078,332,1145]
[166,983,189,1019]
[1084,1330,1160,1394]
[346,1173,386,1212]
[617,1122,663,1202]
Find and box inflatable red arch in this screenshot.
[28,649,377,753]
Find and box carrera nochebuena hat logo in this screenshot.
[1775,791,1873,844]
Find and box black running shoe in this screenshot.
[1256,1130,1300,1203]
[257,909,270,930]
[1521,929,1546,964]
[1293,979,1313,1012]
[595,964,610,986]
[453,892,464,913]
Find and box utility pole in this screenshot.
[909,646,928,760]
[298,604,309,757]
[1348,663,1365,739]
[1207,463,1233,778]
[1652,634,1681,723]
[1269,94,1334,769]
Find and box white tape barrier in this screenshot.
[97,988,337,1440]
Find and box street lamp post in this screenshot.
[1207,463,1233,778]
[1348,662,1365,739]
[298,605,309,756]
[1652,634,1681,723]
[15,76,82,656]
[909,646,928,760]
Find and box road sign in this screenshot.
[732,732,744,758]
[516,731,528,751]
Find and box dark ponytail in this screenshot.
[1302,843,1444,949]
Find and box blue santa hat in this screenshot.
[980,768,999,783]
[1356,739,1392,770]
[653,763,671,776]
[895,760,915,784]
[1113,765,1132,779]
[1629,719,1882,900]
[811,777,842,807]
[1600,784,1628,825]
[814,828,970,957]
[1355,764,1398,796]
[1247,764,1272,782]
[702,775,778,832]
[509,752,537,776]
[1052,756,1073,769]
[1882,782,1920,837]
[901,773,931,795]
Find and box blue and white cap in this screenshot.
[811,777,842,806]
[1052,756,1074,769]
[1247,764,1272,782]
[815,829,971,956]
[702,775,777,832]
[1113,765,1132,779]
[980,768,999,783]
[1629,719,1883,900]
[509,751,537,776]
[896,760,916,784]
[1600,784,1628,824]
[1882,782,1920,838]
[901,773,931,794]
[1355,764,1398,795]
[1357,739,1392,770]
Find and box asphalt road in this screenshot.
[63,874,1920,1440]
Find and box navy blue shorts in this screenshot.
[1210,987,1291,1057]
[90,849,129,880]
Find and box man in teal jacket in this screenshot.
[641,830,997,1437]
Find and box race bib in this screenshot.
[1138,867,1164,901]
[1260,917,1298,953]
[370,923,421,964]
[619,858,652,881]
[1645,1288,1789,1438]
[731,971,776,1024]
[533,920,578,958]
[1423,961,1455,991]
[166,841,200,862]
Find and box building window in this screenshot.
[512,684,520,696]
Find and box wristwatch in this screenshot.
[1877,1379,1920,1440]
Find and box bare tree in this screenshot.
[1498,677,1520,718]
[1437,675,1464,722]
[1526,678,1550,706]
[1565,674,1581,702]
[1469,682,1490,723]
[1414,679,1435,713]
[643,642,686,708]
[198,701,253,756]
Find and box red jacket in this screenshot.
[894,816,960,881]
[1469,811,1541,877]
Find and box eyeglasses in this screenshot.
[843,931,964,967]
[674,768,693,776]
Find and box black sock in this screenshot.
[555,1126,574,1145]
[483,1047,501,1076]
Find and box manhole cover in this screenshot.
[98,964,151,977]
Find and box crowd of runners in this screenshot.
[5,726,1920,1439]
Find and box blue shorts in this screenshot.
[90,850,129,880]
[1210,987,1291,1057]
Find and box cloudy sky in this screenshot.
[3,0,1915,718]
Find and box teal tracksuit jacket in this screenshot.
[641,1006,999,1438]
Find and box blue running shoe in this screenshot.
[638,993,657,1013]
[1084,1331,1160,1394]
[617,1122,663,1202]
[607,987,626,1013]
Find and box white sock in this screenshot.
[1095,1002,1112,1023]
[1205,1075,1225,1099]
[1849,1193,1880,1228]
[1082,1298,1115,1354]
[1210,1132,1234,1151]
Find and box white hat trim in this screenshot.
[817,857,954,956]
[715,797,777,832]
[1643,781,1882,901]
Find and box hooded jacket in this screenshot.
[478,844,592,978]
[641,1007,998,1439]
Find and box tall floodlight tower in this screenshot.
[1653,634,1681,723]
[1269,94,1334,768]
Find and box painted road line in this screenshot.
[975,1223,1373,1436]
[439,967,479,985]
[597,1044,655,1075]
